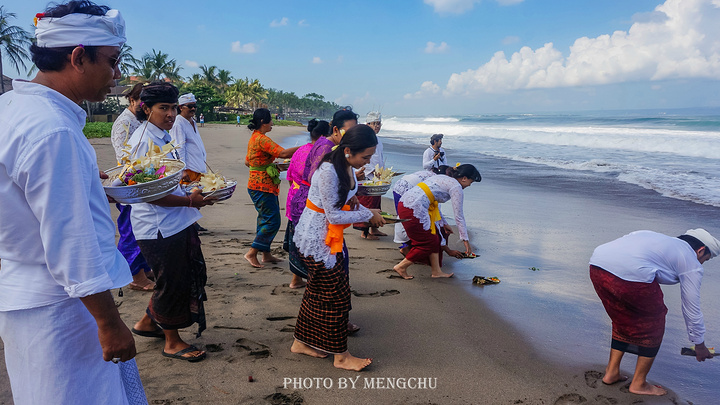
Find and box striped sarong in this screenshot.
[294,253,351,354]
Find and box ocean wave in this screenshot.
[422,117,460,122]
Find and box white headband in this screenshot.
[684,228,720,258]
[366,111,381,123]
[35,9,126,48]
[178,93,197,105]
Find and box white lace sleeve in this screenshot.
[110,111,132,163]
[448,182,468,240]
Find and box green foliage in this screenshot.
[83,122,113,139]
[178,82,226,120]
[273,120,304,127]
[266,88,339,118]
[1,6,32,94]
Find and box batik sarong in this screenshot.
[293,253,351,354]
[283,220,308,279]
[137,226,207,336]
[589,265,667,357]
[247,189,281,252]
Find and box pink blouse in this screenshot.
[285,142,314,220]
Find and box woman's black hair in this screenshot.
[248,108,272,130]
[307,119,330,141]
[322,124,378,208]
[135,81,179,121]
[678,234,707,252]
[30,1,109,72]
[435,164,482,182]
[330,108,359,133]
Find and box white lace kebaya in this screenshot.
[398,174,469,241]
[392,170,436,197]
[293,163,373,269]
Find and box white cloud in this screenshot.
[501,35,520,45]
[424,0,523,14]
[404,81,441,99]
[270,17,289,27]
[425,41,449,54]
[312,57,323,64]
[231,41,258,54]
[412,0,720,97]
[184,60,199,68]
[298,19,309,27]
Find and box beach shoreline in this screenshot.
[0,124,699,404]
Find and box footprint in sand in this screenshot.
[271,285,303,296]
[584,370,604,388]
[594,395,618,405]
[265,392,304,405]
[205,343,224,352]
[554,393,587,405]
[351,289,400,297]
[266,315,296,321]
[234,338,271,359]
[279,325,295,333]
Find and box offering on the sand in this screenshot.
[681,346,715,357]
[373,164,395,182]
[461,252,477,259]
[103,140,185,204]
[472,276,500,285]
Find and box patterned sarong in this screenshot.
[247,189,281,252]
[294,253,351,354]
[283,220,308,279]
[137,226,207,336]
[590,265,667,357]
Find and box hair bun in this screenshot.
[307,118,318,132]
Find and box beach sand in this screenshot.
[0,124,691,405]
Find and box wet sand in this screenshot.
[0,124,696,404]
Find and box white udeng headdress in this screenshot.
[178,93,197,105]
[35,9,126,48]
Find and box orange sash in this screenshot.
[306,199,351,254]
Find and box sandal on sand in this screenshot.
[348,322,361,335]
[162,345,206,362]
[128,281,155,291]
[131,327,165,339]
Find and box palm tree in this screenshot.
[0,6,31,94]
[163,60,183,82]
[216,69,233,94]
[225,78,250,108]
[117,43,140,78]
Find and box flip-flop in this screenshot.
[128,281,155,291]
[131,327,165,339]
[162,345,206,362]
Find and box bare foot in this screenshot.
[392,265,414,280]
[369,229,387,237]
[291,340,328,358]
[361,232,379,240]
[399,246,410,257]
[289,280,307,289]
[163,343,205,361]
[431,271,454,278]
[602,374,629,385]
[334,355,372,371]
[244,252,264,268]
[262,254,283,264]
[629,382,667,396]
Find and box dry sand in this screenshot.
[0,124,689,405]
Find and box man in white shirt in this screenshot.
[0,2,143,404]
[589,229,718,396]
[422,133,447,171]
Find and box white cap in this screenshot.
[178,93,197,105]
[366,111,381,123]
[35,9,126,48]
[684,228,720,258]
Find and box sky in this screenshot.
[3,0,720,116]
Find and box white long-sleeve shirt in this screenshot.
[590,230,706,344]
[294,163,373,269]
[0,80,131,310]
[127,121,201,240]
[422,146,447,171]
[398,174,469,241]
[110,107,140,164]
[170,114,207,173]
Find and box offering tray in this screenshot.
[103,159,184,204]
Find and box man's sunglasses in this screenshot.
[184,104,197,109]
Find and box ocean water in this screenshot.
[381,110,720,208]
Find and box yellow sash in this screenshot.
[417,182,441,234]
[306,199,351,254]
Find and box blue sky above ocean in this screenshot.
[3,0,720,115]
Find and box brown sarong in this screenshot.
[589,265,667,357]
[137,226,207,336]
[293,253,350,354]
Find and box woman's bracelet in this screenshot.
[188,197,194,208]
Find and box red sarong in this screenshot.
[352,195,381,231]
[589,265,667,357]
[398,202,442,266]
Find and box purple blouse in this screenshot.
[289,136,335,222]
